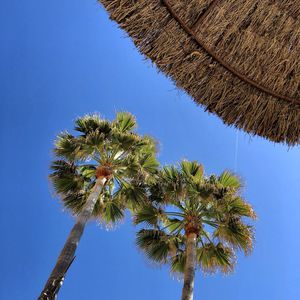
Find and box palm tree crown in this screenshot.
[135,160,256,275]
[51,112,158,224]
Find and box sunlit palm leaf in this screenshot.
[218,171,241,189]
[181,160,204,183]
[75,114,111,137]
[101,199,125,224]
[214,220,254,255]
[115,112,137,132]
[134,205,162,227]
[197,243,235,274]
[136,229,170,264]
[170,251,186,274]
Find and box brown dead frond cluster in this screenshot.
[98,0,300,145]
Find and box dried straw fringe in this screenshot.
[99,0,300,145]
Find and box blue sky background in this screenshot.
[1,1,300,299]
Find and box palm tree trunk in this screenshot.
[181,233,197,300]
[38,178,106,300]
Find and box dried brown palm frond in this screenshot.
[98,0,300,145]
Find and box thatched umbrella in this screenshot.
[98,0,300,145]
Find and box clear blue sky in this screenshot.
[1,1,299,299]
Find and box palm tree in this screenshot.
[135,161,256,300]
[39,112,158,300]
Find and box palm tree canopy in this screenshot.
[135,161,256,274]
[50,112,159,225]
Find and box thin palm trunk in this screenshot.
[38,178,106,300]
[181,233,197,300]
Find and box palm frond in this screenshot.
[50,160,84,194]
[164,218,184,234]
[140,135,158,154]
[218,171,242,189]
[54,132,79,161]
[197,243,236,274]
[162,166,181,182]
[134,205,163,227]
[170,251,186,274]
[136,229,170,264]
[112,132,141,151]
[116,183,148,210]
[75,114,111,136]
[160,166,184,201]
[101,199,125,224]
[77,165,96,179]
[114,112,136,132]
[181,160,204,183]
[139,153,159,177]
[62,192,86,215]
[84,129,105,148]
[214,220,254,255]
[224,197,257,219]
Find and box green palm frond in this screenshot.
[77,165,96,179]
[62,192,86,215]
[181,160,204,183]
[164,218,184,234]
[140,135,158,154]
[160,166,184,201]
[197,243,235,274]
[214,220,254,255]
[50,159,76,175]
[148,182,166,204]
[101,199,125,224]
[75,114,111,136]
[139,153,159,175]
[54,132,79,161]
[170,251,186,274]
[114,112,137,132]
[162,166,181,182]
[134,205,163,227]
[116,183,148,210]
[112,132,141,151]
[222,196,257,219]
[50,160,85,194]
[218,171,242,189]
[136,229,170,264]
[83,129,105,148]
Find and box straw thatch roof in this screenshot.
[98,0,300,145]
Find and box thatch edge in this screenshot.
[98,0,300,145]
